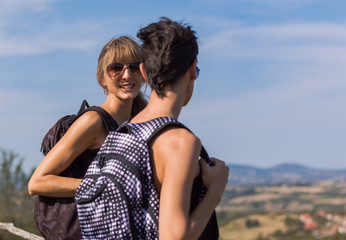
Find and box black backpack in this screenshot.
[35,100,119,240]
[75,117,219,240]
[40,99,91,156]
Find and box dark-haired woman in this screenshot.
[28,36,147,239]
[132,18,229,240]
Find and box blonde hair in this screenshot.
[97,36,147,117]
[97,36,144,88]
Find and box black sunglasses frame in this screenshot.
[107,61,141,77]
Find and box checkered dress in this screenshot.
[75,117,186,240]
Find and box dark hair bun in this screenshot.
[137,17,198,97]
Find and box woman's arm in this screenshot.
[28,111,107,197]
[187,157,229,236]
[151,128,228,240]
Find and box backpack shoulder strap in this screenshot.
[83,106,119,132]
[77,99,90,113]
[148,120,210,161]
[124,117,210,162]
[73,100,118,132]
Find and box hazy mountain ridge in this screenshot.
[228,162,346,185]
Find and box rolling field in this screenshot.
[217,182,346,240]
[219,214,292,240]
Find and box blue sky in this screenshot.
[1,0,346,171]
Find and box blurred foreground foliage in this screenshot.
[0,149,39,239]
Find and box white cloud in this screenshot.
[239,0,324,3]
[181,20,346,168]
[181,66,346,169]
[199,0,328,16]
[0,0,60,16]
[0,21,102,56]
[0,0,105,56]
[201,0,321,4]
[202,22,346,62]
[181,20,346,169]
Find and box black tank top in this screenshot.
[190,170,219,240]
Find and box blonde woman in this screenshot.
[28,36,147,239]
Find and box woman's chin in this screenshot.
[118,92,139,101]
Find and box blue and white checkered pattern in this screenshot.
[75,117,182,240]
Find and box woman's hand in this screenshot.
[200,157,229,203]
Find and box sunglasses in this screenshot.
[107,61,141,77]
[196,66,200,79]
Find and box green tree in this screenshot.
[0,149,38,239]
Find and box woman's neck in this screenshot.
[101,96,133,125]
[131,72,192,123]
[131,90,183,123]
[151,90,182,119]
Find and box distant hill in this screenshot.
[228,163,346,185]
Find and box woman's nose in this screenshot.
[121,67,132,78]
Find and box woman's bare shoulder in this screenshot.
[69,110,104,132]
[62,110,107,148]
[152,127,201,164]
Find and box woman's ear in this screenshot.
[140,63,148,82]
[189,59,198,80]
